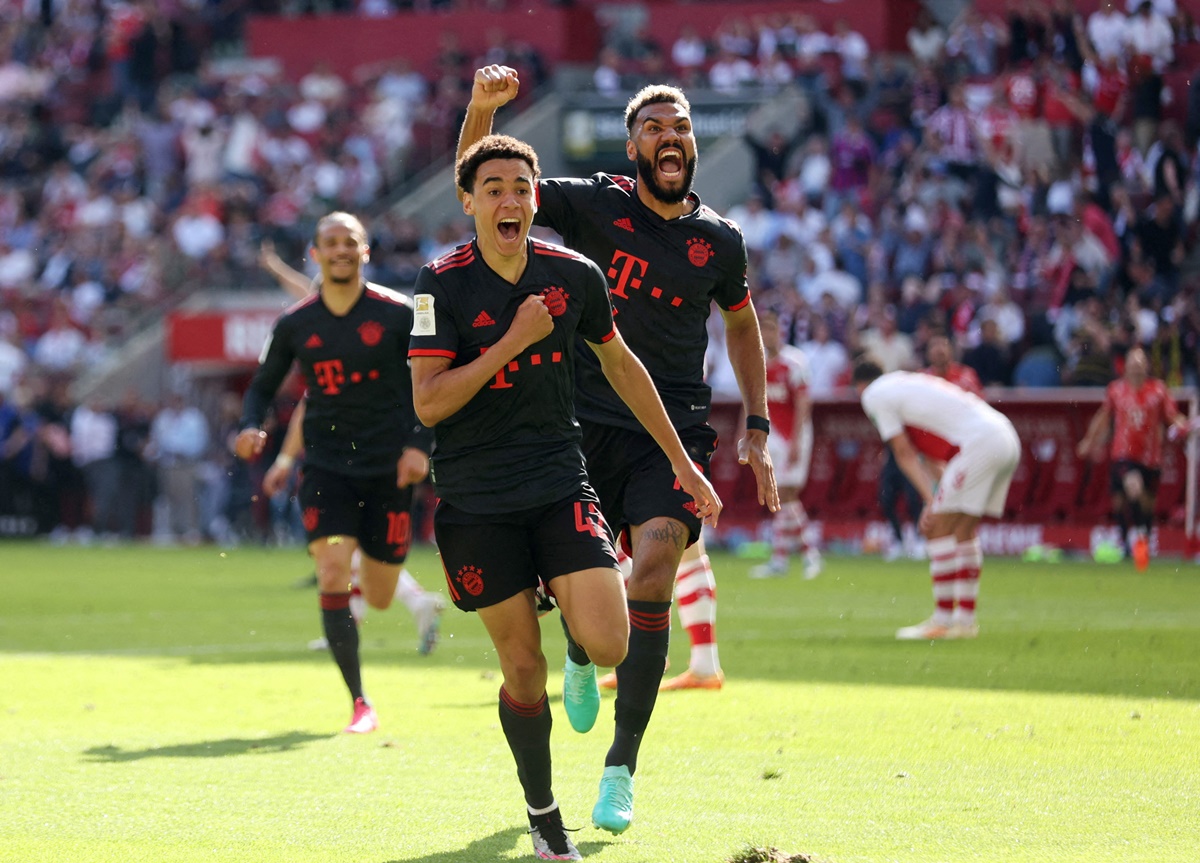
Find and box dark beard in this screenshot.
[634,149,697,205]
[325,265,359,286]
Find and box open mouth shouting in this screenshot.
[656,146,685,182]
[498,217,522,243]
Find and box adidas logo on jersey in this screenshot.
[613,218,634,232]
[305,334,323,349]
[472,310,496,328]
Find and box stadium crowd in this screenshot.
[3,0,1200,542]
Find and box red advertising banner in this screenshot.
[167,311,279,366]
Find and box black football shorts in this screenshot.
[434,484,618,612]
[298,464,414,564]
[580,420,717,548]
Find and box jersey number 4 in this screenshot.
[573,502,607,538]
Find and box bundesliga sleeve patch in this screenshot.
[412,294,436,336]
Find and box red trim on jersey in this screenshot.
[408,348,456,359]
[363,284,409,306]
[598,328,617,344]
[904,425,960,462]
[431,246,475,273]
[726,293,751,312]
[532,241,587,262]
[284,292,322,315]
[440,558,461,603]
[611,175,635,192]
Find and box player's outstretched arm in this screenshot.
[262,399,305,497]
[886,431,936,506]
[455,65,521,200]
[589,331,722,527]
[236,319,296,461]
[411,294,552,427]
[722,302,779,512]
[259,239,312,301]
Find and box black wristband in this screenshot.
[746,414,770,434]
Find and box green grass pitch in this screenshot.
[1,542,1197,863]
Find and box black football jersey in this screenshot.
[241,282,432,478]
[408,238,615,514]
[534,173,750,431]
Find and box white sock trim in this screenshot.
[527,800,559,817]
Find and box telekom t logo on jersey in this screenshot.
[606,249,685,309]
[606,250,648,299]
[313,359,345,394]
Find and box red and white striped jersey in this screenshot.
[861,371,1014,461]
[765,345,810,441]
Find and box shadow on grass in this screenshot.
[83,731,330,762]
[386,825,609,863]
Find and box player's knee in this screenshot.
[626,563,676,601]
[501,649,548,694]
[364,592,394,611]
[586,638,627,669]
[316,567,353,593]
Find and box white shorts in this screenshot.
[931,423,1021,518]
[769,423,813,489]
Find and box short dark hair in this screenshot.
[852,359,885,385]
[456,134,540,195]
[624,85,692,135]
[313,211,368,247]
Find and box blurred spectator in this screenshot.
[963,316,1013,385]
[32,306,87,373]
[726,192,779,254]
[861,307,918,372]
[1088,0,1131,64]
[832,19,870,98]
[0,330,26,397]
[70,396,120,540]
[593,47,623,97]
[708,47,757,94]
[671,24,708,82]
[150,391,209,544]
[907,8,946,67]
[801,317,850,397]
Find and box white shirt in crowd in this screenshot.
[151,405,210,462]
[0,335,26,396]
[1087,9,1130,62]
[800,338,850,398]
[70,405,117,467]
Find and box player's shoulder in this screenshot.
[779,344,810,370]
[592,172,636,194]
[696,202,746,239]
[364,282,412,310]
[426,241,478,276]
[531,237,594,266]
[280,292,322,321]
[540,172,633,198]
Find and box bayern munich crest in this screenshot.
[541,286,569,316]
[686,238,713,267]
[358,320,384,346]
[457,564,485,596]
